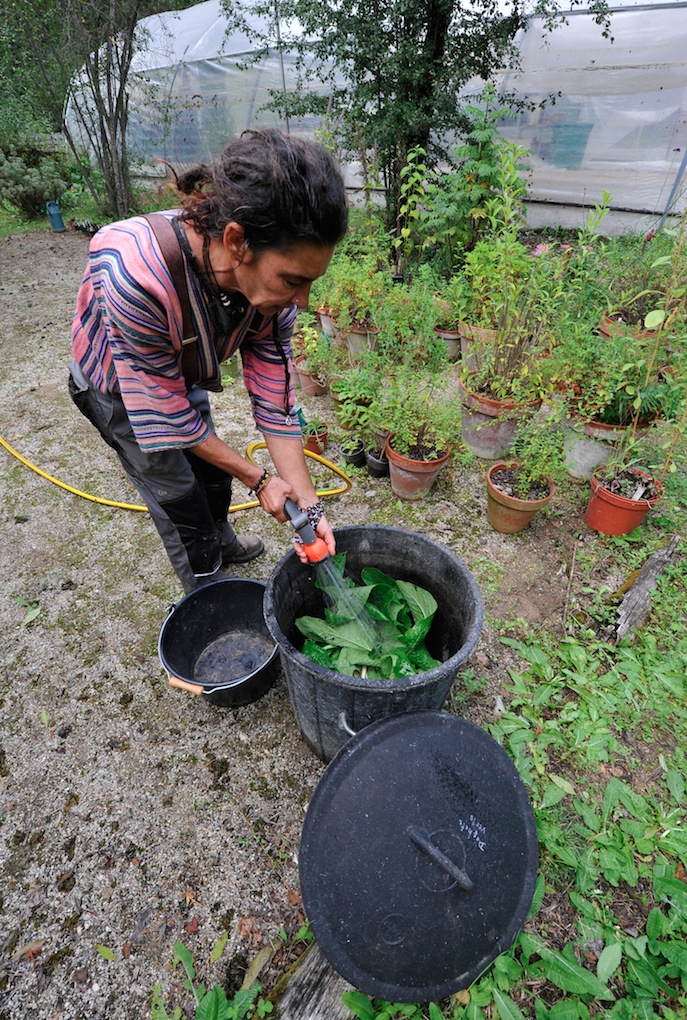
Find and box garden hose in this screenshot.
[0,434,351,514]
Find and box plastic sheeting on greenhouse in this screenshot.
[66,1,687,224]
[498,3,687,224]
[119,1,328,166]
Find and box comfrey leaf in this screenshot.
[296,563,439,680]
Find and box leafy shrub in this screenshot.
[0,146,70,217]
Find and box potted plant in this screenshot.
[432,273,472,364]
[374,369,457,500]
[316,248,391,359]
[330,362,378,432]
[373,268,449,372]
[485,409,563,533]
[459,182,612,461]
[583,220,687,535]
[292,315,330,396]
[302,415,329,455]
[340,436,367,468]
[455,165,559,459]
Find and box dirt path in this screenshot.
[0,229,588,1019]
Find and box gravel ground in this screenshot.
[0,228,588,1019]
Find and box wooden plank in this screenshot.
[615,535,680,641]
[275,944,355,1020]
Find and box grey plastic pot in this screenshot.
[263,525,484,762]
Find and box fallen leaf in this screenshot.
[237,915,254,938]
[286,887,301,906]
[455,989,470,1006]
[183,887,201,907]
[56,870,75,892]
[184,916,199,935]
[241,944,276,990]
[12,939,47,963]
[122,942,131,959]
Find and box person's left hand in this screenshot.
[293,514,335,564]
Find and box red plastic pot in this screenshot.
[584,468,663,536]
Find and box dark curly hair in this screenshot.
[175,129,348,254]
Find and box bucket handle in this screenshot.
[168,676,204,697]
[407,825,474,891]
[338,711,357,737]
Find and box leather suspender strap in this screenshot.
[143,212,201,386]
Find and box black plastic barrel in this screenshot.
[264,525,484,762]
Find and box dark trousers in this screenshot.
[68,361,239,593]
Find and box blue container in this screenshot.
[46,200,66,233]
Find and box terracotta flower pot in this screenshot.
[316,307,337,339]
[458,375,540,461]
[345,324,378,358]
[584,468,662,536]
[563,416,629,480]
[303,427,328,455]
[386,440,450,501]
[294,355,328,397]
[486,462,555,534]
[458,321,495,373]
[434,326,461,363]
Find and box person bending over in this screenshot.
[69,129,348,592]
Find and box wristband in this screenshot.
[291,501,326,544]
[250,469,271,497]
[305,500,325,528]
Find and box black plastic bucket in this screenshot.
[158,577,279,708]
[264,525,484,761]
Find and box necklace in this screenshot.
[199,235,248,336]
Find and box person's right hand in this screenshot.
[257,475,294,522]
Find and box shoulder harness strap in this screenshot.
[143,212,200,386]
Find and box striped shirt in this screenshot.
[72,211,301,451]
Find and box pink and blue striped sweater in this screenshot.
[72,212,300,451]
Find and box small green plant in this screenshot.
[292,315,331,385]
[341,991,445,1019]
[510,407,566,499]
[372,368,458,460]
[301,414,328,438]
[151,940,273,1020]
[16,596,40,627]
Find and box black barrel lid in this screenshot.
[299,711,538,1003]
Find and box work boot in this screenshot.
[221,533,265,565]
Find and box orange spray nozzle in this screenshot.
[284,498,330,564]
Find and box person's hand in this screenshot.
[256,476,293,521]
[292,514,335,564]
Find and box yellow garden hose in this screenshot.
[0,434,351,513]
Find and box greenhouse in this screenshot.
[73,0,687,231]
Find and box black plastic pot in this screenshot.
[158,577,279,707]
[366,448,389,477]
[341,437,366,468]
[264,525,484,762]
